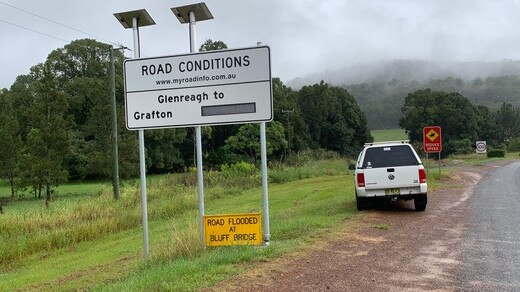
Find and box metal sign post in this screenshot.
[260,122,270,245]
[189,11,206,250]
[171,3,214,249]
[133,17,150,259]
[423,126,443,176]
[113,9,156,259]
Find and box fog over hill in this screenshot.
[286,59,520,129]
[287,59,520,89]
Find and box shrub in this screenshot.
[507,137,520,152]
[220,161,256,178]
[450,139,473,155]
[289,149,340,166]
[487,149,506,158]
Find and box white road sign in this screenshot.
[476,141,487,154]
[123,46,272,129]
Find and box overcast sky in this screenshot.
[1,0,520,89]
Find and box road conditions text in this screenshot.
[133,91,226,121]
[140,55,250,76]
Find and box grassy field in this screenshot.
[371,128,408,142]
[1,129,518,290]
[0,159,357,291]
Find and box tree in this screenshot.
[496,103,520,141]
[18,128,46,199]
[145,129,187,173]
[298,81,372,155]
[272,78,309,155]
[399,89,482,155]
[20,66,73,204]
[474,105,500,145]
[9,74,39,140]
[64,77,111,178]
[45,39,138,179]
[223,122,287,164]
[0,90,22,197]
[199,39,228,51]
[45,39,113,84]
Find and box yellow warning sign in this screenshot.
[204,213,262,247]
[426,129,439,142]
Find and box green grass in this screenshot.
[0,180,108,213]
[0,179,10,198]
[1,153,517,290]
[95,175,354,291]
[450,151,520,165]
[0,159,356,291]
[371,128,408,142]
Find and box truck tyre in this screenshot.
[356,196,369,211]
[414,194,427,211]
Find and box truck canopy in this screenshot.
[362,145,420,168]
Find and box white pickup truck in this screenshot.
[354,141,428,211]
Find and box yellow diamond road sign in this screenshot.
[426,129,439,142]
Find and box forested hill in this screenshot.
[288,60,520,129]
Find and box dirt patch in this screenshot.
[206,162,510,292]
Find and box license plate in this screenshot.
[385,188,400,195]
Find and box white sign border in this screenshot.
[123,46,273,130]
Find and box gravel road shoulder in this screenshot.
[206,161,513,292]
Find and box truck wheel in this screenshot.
[356,197,369,211]
[414,194,427,211]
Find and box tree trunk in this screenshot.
[9,178,15,198]
[45,183,51,208]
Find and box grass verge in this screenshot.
[1,173,355,291]
[1,154,515,290]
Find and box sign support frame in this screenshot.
[260,121,270,245]
[187,10,207,250]
[114,9,156,259]
[423,125,442,177]
[133,17,150,259]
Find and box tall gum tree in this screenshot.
[44,39,139,179]
[0,90,22,197]
[23,65,73,202]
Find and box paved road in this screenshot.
[459,161,520,291]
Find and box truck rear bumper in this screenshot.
[356,185,427,198]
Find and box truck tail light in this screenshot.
[357,173,365,187]
[419,168,427,184]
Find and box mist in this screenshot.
[287,59,520,89]
[2,0,520,89]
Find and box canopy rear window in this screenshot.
[362,145,419,168]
